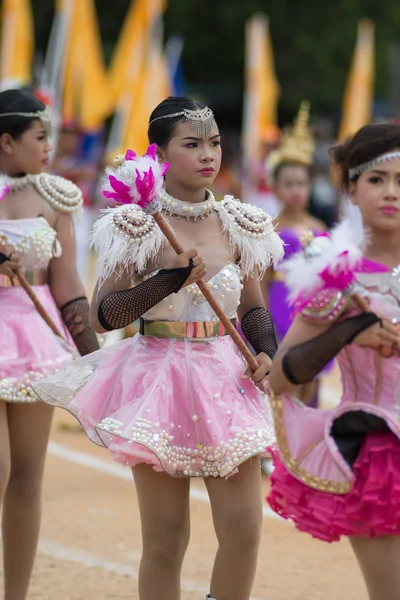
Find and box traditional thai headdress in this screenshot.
[267,101,315,176]
[0,106,52,135]
[149,106,215,141]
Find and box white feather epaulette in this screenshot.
[283,220,363,303]
[90,204,166,281]
[216,196,284,277]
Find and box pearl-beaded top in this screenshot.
[142,263,242,322]
[0,218,61,270]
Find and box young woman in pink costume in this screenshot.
[34,96,284,600]
[267,123,400,600]
[0,89,99,600]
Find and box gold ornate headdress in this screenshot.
[268,101,315,175]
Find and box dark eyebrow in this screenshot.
[37,130,46,135]
[181,134,221,141]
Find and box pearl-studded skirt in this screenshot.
[33,333,275,477]
[0,285,75,402]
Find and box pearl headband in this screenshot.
[349,151,400,179]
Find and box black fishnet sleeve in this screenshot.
[0,251,12,265]
[97,262,193,332]
[241,307,278,359]
[60,296,100,356]
[282,312,380,385]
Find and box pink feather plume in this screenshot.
[283,221,364,313]
[102,145,170,213]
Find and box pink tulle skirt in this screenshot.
[33,333,275,477]
[0,285,75,402]
[267,431,400,542]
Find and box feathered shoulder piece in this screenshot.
[91,203,166,281]
[216,195,284,277]
[283,220,363,321]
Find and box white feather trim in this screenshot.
[216,196,284,277]
[90,205,166,281]
[283,220,363,300]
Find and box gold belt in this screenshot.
[0,270,48,287]
[270,269,285,282]
[140,318,236,339]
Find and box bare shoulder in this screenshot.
[0,186,56,224]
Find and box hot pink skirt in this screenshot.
[0,285,75,402]
[33,333,275,477]
[267,431,400,542]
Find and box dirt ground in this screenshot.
[0,362,369,600]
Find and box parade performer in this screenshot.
[267,123,400,600]
[0,89,99,600]
[34,96,283,600]
[267,101,326,406]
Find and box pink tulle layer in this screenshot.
[34,334,274,477]
[0,286,74,401]
[267,432,400,542]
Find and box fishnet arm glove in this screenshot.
[241,306,278,359]
[97,263,193,332]
[282,312,380,385]
[0,251,11,264]
[60,297,100,356]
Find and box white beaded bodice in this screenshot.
[0,217,61,270]
[142,263,242,321]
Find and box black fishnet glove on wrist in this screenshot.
[241,306,278,359]
[0,251,11,265]
[97,262,193,332]
[282,312,380,385]
[60,297,100,356]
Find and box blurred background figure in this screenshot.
[266,101,327,409]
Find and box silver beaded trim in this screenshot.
[349,151,400,179]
